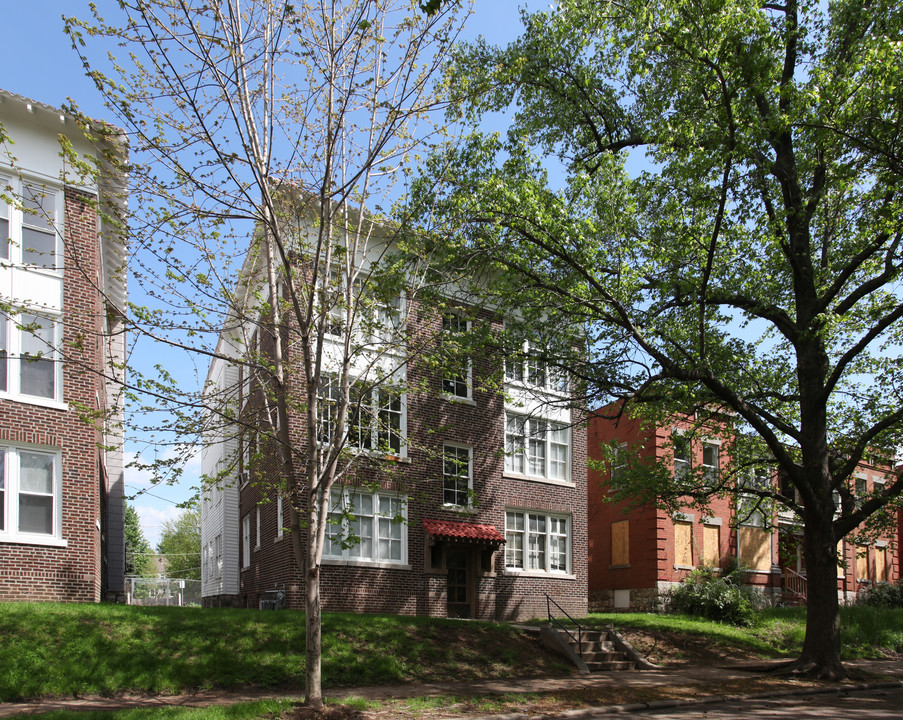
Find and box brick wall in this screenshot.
[0,189,108,602]
[236,298,587,621]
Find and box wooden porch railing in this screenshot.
[782,568,808,602]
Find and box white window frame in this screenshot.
[441,313,471,400]
[0,445,65,547]
[276,494,284,539]
[255,506,261,549]
[504,412,571,483]
[241,515,250,569]
[504,339,568,394]
[442,442,472,508]
[672,432,691,480]
[317,375,407,457]
[609,442,628,492]
[322,489,408,567]
[0,311,64,404]
[504,509,571,575]
[702,441,719,482]
[215,534,223,577]
[321,265,404,342]
[0,175,64,274]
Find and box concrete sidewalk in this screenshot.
[2,659,902,718]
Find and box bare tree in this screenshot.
[66,0,466,706]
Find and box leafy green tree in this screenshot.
[157,505,201,581]
[411,0,903,679]
[124,503,153,577]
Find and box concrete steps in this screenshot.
[569,629,636,672]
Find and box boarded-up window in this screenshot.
[674,520,693,567]
[702,523,720,566]
[856,546,869,579]
[837,541,845,578]
[739,526,771,571]
[875,546,887,582]
[611,520,629,566]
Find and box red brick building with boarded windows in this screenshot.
[0,90,127,602]
[588,409,899,611]
[201,257,587,621]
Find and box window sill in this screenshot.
[0,534,68,548]
[609,564,631,570]
[380,454,411,464]
[274,534,285,543]
[673,564,695,571]
[442,394,476,406]
[2,262,64,278]
[504,380,569,399]
[442,503,475,513]
[322,558,411,570]
[502,472,575,488]
[503,569,575,580]
[0,392,67,412]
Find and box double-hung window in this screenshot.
[504,510,570,574]
[323,489,407,565]
[1,177,62,272]
[318,375,405,455]
[442,443,472,507]
[672,434,690,480]
[504,412,570,482]
[0,446,63,545]
[505,340,568,393]
[441,314,470,399]
[241,514,251,569]
[0,312,62,402]
[702,442,719,482]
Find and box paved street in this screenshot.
[614,686,903,720]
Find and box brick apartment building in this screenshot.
[201,235,587,620]
[0,90,127,602]
[587,408,899,611]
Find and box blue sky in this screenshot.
[0,1,541,545]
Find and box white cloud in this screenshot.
[134,503,182,547]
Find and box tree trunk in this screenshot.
[304,509,324,709]
[792,503,845,680]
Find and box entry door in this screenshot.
[446,549,470,618]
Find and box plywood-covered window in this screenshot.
[875,545,888,583]
[856,545,869,580]
[674,520,693,567]
[739,526,771,571]
[702,523,720,566]
[611,520,629,567]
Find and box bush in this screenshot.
[857,579,903,609]
[669,561,758,626]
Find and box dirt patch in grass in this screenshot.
[382,624,572,683]
[358,677,827,720]
[288,705,366,720]
[618,628,766,666]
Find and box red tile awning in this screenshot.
[422,519,506,544]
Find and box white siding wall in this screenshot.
[200,358,241,599]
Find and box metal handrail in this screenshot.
[546,593,583,659]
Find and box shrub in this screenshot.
[669,561,758,626]
[857,579,903,609]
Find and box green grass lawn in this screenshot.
[0,603,569,702]
[585,605,903,659]
[2,602,901,705]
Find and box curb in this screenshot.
[465,680,903,720]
